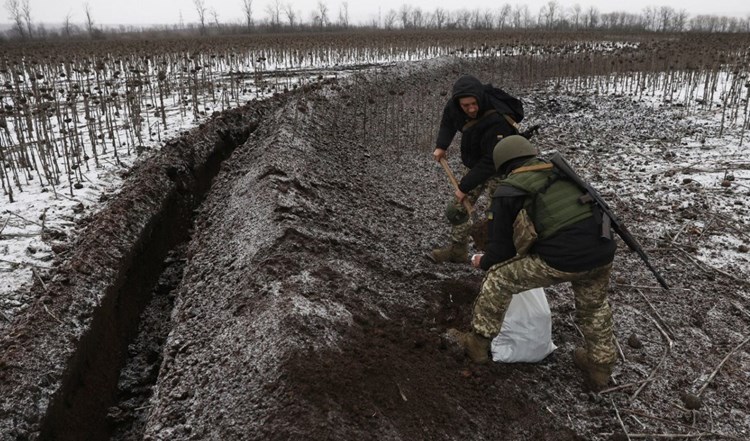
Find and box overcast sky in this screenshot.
[8,0,750,26]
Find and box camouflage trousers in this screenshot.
[472,254,617,366]
[447,172,504,244]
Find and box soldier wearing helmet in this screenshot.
[445,135,618,391]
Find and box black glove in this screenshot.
[520,124,540,140]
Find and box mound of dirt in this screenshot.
[140,70,581,440]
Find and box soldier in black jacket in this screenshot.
[430,75,522,263]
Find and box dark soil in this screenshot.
[134,62,580,441]
[2,57,749,441]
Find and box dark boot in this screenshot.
[428,242,468,263]
[573,347,613,390]
[444,329,491,363]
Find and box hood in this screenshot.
[451,75,485,104]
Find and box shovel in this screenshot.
[439,158,473,215]
[439,158,491,251]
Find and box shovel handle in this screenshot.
[439,158,473,215]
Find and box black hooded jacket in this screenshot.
[435,75,519,193]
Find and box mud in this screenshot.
[2,56,749,441]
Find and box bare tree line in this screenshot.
[3,0,750,41]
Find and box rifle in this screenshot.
[549,152,670,290]
[520,124,541,140]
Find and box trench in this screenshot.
[36,126,254,441]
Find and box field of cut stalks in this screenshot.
[2,30,749,319]
[1,32,748,202]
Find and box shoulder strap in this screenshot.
[462,109,498,131]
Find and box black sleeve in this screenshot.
[457,120,513,193]
[458,154,496,193]
[435,102,458,149]
[480,195,525,271]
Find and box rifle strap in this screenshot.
[462,111,521,133]
[510,163,554,175]
[462,109,497,131]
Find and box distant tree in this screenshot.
[411,7,424,28]
[5,0,26,39]
[398,4,410,28]
[382,8,396,29]
[641,6,656,30]
[570,3,582,29]
[624,12,643,29]
[522,5,533,27]
[241,0,254,30]
[337,1,348,28]
[35,22,48,37]
[316,1,328,27]
[469,8,493,29]
[63,10,73,36]
[193,0,206,34]
[658,6,675,31]
[84,2,95,36]
[210,8,220,28]
[510,4,522,28]
[539,1,560,28]
[265,0,281,29]
[511,4,530,28]
[483,9,494,29]
[454,9,471,29]
[690,14,723,32]
[21,0,31,38]
[283,2,296,28]
[585,6,599,29]
[497,4,511,29]
[433,7,447,29]
[673,8,688,31]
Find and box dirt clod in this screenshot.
[681,392,703,410]
[627,333,643,349]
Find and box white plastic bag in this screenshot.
[491,287,557,363]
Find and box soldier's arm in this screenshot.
[480,195,524,271]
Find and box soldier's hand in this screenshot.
[455,189,467,202]
[433,148,446,162]
[520,125,541,140]
[471,253,484,268]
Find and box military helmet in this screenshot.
[492,135,537,171]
